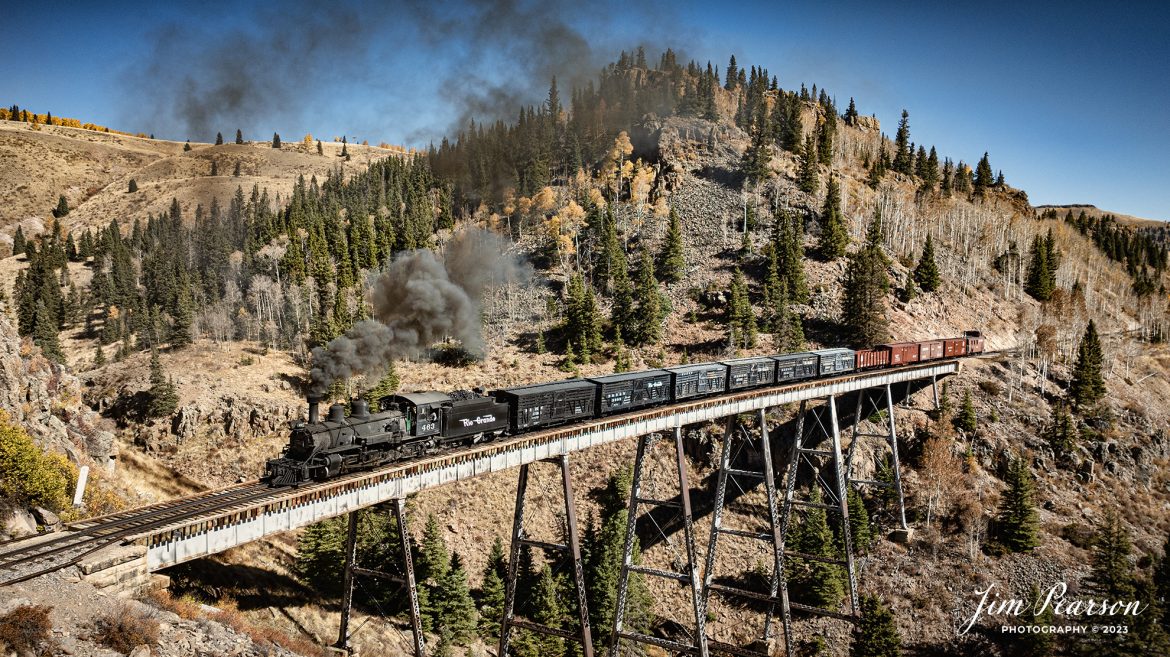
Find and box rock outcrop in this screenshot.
[0,315,114,464]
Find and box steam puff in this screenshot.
[309,228,529,392]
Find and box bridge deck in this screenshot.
[135,360,960,570]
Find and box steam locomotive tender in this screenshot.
[265,331,985,486]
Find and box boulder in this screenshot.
[2,507,37,538]
[31,506,61,531]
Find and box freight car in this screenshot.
[265,331,985,485]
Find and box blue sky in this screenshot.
[4,0,1168,220]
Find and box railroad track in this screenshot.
[0,482,276,586]
[0,345,1069,587]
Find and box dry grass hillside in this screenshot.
[1,98,1169,656]
[1036,203,1166,228]
[0,119,404,245]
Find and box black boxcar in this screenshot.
[666,363,728,400]
[774,352,819,383]
[589,371,672,415]
[442,396,511,439]
[492,380,596,432]
[722,356,777,390]
[813,348,856,376]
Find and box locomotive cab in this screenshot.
[386,392,449,438]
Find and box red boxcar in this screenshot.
[943,337,968,358]
[919,340,944,360]
[855,348,891,369]
[881,342,921,366]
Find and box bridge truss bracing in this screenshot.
[334,498,425,657]
[498,454,594,657]
[26,361,956,656]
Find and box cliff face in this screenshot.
[0,315,114,465]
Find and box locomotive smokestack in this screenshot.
[307,394,322,424]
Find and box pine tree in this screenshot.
[183,140,191,152]
[564,274,602,360]
[727,267,757,349]
[32,300,64,363]
[295,518,345,595]
[146,349,179,417]
[892,110,912,175]
[996,456,1039,552]
[170,287,193,348]
[1085,508,1135,606]
[955,390,977,434]
[841,214,891,347]
[127,179,138,193]
[93,341,106,368]
[364,365,400,411]
[11,227,24,256]
[235,129,244,144]
[850,595,901,657]
[586,466,652,644]
[478,538,507,639]
[742,116,772,184]
[1047,404,1077,455]
[1070,320,1105,408]
[913,235,941,292]
[1024,235,1055,301]
[317,140,324,156]
[818,176,848,260]
[798,132,819,194]
[659,207,685,284]
[844,97,859,125]
[210,160,218,176]
[418,514,451,630]
[725,54,738,90]
[53,195,69,218]
[792,486,845,608]
[520,565,567,657]
[632,249,662,346]
[1020,585,1055,656]
[848,488,872,554]
[436,552,478,646]
[215,131,223,145]
[271,132,281,149]
[232,161,241,177]
[974,152,994,196]
[775,211,809,303]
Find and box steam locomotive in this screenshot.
[264,331,985,486]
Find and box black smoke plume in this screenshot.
[129,0,676,142]
[309,228,529,393]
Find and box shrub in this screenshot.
[144,589,203,620]
[0,410,76,510]
[94,602,160,653]
[0,604,56,655]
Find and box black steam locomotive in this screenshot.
[264,332,985,486]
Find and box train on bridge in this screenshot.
[264,332,984,486]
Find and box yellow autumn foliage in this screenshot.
[0,411,76,512]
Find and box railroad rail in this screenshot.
[0,358,962,587]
